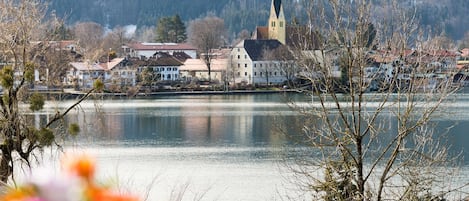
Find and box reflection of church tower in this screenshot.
[268,0,286,44]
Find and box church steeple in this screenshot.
[268,0,286,44]
[273,0,282,18]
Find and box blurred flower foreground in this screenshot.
[1,155,139,201]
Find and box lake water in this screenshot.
[30,93,469,200]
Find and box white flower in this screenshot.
[28,167,82,201]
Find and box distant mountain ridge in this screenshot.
[48,0,469,41]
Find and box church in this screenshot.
[230,0,303,86]
[253,0,287,45]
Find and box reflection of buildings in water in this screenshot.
[181,105,226,142]
[234,114,254,146]
[66,109,124,140]
[179,96,256,145]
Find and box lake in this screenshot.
[30,93,469,200]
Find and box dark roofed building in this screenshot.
[230,39,294,85]
[134,52,183,81]
[243,39,283,61]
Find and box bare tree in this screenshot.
[72,21,105,61]
[283,0,466,200]
[0,0,101,183]
[262,45,296,86]
[188,16,227,83]
[135,26,156,43]
[232,29,251,46]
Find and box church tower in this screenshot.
[268,0,286,44]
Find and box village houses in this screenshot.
[66,57,136,89]
[56,0,463,92]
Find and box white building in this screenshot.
[230,39,293,85]
[135,53,183,81]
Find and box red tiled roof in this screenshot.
[426,50,459,57]
[254,27,269,40]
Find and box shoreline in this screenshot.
[33,89,298,100]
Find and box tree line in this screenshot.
[48,0,469,43]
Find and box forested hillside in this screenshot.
[48,0,469,41]
[49,0,275,38]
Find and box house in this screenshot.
[102,58,137,88]
[180,58,228,83]
[228,0,319,86]
[180,48,230,83]
[65,58,136,89]
[66,62,105,89]
[134,52,183,82]
[230,39,293,85]
[126,42,197,59]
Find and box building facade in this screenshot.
[230,39,291,85]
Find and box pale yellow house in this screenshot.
[180,58,228,83]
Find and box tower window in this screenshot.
[280,21,284,27]
[271,21,275,27]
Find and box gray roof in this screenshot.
[273,0,282,18]
[244,39,283,61]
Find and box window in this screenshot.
[254,72,257,76]
[271,21,275,27]
[245,64,247,68]
[280,21,284,27]
[238,63,240,68]
[237,72,240,76]
[167,74,171,79]
[245,72,248,76]
[245,55,247,59]
[237,48,240,52]
[274,72,277,76]
[260,72,263,77]
[260,64,263,67]
[254,64,257,68]
[166,68,171,71]
[238,55,240,59]
[173,68,177,71]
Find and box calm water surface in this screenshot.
[32,93,469,201]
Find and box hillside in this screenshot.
[48,0,469,41]
[49,0,275,38]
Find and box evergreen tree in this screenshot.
[155,14,187,43]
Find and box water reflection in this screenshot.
[25,93,469,200]
[43,94,297,147]
[30,93,469,159]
